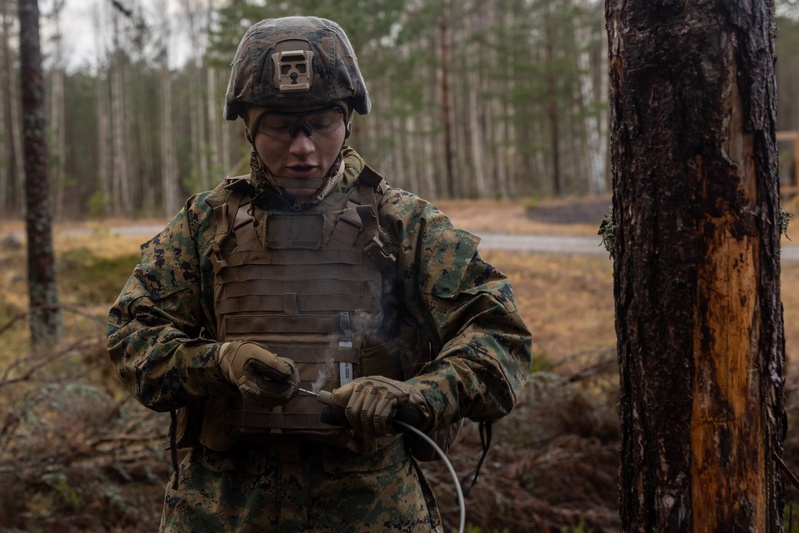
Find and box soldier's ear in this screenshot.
[345,121,352,139]
[245,127,254,144]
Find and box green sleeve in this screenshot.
[106,192,235,412]
[380,189,532,429]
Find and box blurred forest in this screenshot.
[0,0,797,221]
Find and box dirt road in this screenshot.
[6,195,799,259]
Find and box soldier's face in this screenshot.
[253,105,347,200]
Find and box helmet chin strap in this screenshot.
[250,149,345,209]
[271,156,344,202]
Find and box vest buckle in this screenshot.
[364,236,396,270]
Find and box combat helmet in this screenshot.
[224,16,371,121]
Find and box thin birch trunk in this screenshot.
[2,0,24,215]
[543,2,561,196]
[93,5,112,214]
[576,0,605,195]
[160,46,180,215]
[399,40,420,194]
[110,25,130,216]
[182,1,209,190]
[47,1,67,219]
[439,0,455,198]
[0,19,5,213]
[137,76,155,213]
[462,4,487,198]
[205,0,221,180]
[153,0,179,214]
[49,65,65,218]
[404,113,422,195]
[597,10,609,194]
[487,2,509,199]
[502,5,518,198]
[426,32,442,198]
[207,66,221,178]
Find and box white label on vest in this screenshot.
[340,362,354,386]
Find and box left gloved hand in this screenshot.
[326,376,433,438]
[219,341,299,405]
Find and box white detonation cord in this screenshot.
[394,421,466,533]
[311,388,466,532]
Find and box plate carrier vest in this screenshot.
[202,166,414,448]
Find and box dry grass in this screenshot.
[483,250,615,374]
[435,198,608,236]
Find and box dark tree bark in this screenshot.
[439,1,455,198]
[607,1,784,531]
[543,4,562,196]
[19,0,61,344]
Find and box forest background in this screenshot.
[1,0,798,220]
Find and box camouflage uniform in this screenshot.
[108,16,531,533]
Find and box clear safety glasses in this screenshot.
[257,106,345,140]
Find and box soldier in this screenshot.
[107,16,531,532]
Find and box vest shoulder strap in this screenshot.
[357,164,387,190]
[355,166,395,270]
[204,177,252,267]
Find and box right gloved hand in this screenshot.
[325,376,433,438]
[219,341,299,404]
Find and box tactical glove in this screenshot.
[327,376,433,437]
[219,341,299,404]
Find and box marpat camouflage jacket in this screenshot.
[107,147,532,434]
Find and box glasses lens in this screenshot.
[259,115,294,138]
[259,107,344,139]
[304,108,343,134]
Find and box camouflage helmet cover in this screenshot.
[224,16,371,120]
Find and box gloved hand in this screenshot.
[326,376,433,437]
[219,341,299,404]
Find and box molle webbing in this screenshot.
[209,172,396,438]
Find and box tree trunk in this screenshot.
[91,4,112,215]
[182,0,209,191]
[463,5,487,198]
[0,0,9,213]
[576,0,605,195]
[422,32,438,199]
[47,0,67,220]
[608,1,784,531]
[110,52,130,216]
[205,0,221,181]
[48,8,66,220]
[496,5,515,199]
[543,3,561,196]
[49,64,66,219]
[2,0,24,216]
[159,41,180,216]
[438,1,455,198]
[18,0,61,344]
[110,11,130,216]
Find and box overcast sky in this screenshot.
[44,0,194,71]
[42,0,799,72]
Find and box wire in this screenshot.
[310,388,466,531]
[395,421,465,533]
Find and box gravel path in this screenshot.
[470,230,799,262]
[6,224,799,261]
[470,231,608,255]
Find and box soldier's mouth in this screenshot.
[286,165,317,175]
